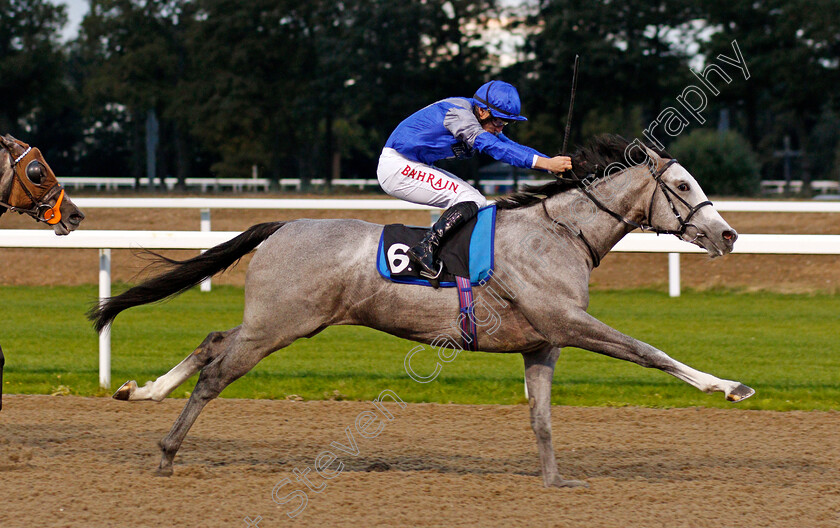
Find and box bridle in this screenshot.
[0,142,65,225]
[542,158,714,265]
[580,158,713,237]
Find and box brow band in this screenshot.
[14,147,32,165]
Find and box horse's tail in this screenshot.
[88,221,286,333]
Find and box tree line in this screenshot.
[2,0,838,192]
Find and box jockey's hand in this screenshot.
[535,155,573,174]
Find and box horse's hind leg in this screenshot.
[155,361,226,476]
[155,329,304,476]
[113,328,239,402]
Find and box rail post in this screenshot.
[200,208,212,292]
[668,252,681,297]
[99,249,112,389]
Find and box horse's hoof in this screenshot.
[112,380,137,401]
[549,478,589,489]
[154,466,173,477]
[726,383,755,403]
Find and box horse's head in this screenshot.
[646,154,737,258]
[0,134,84,235]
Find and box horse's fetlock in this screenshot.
[158,437,177,456]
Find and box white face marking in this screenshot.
[661,165,701,207]
[660,164,735,256]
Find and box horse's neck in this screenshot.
[542,166,655,265]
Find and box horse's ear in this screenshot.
[641,143,662,161]
[0,135,17,152]
[641,143,673,173]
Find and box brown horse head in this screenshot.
[0,134,84,235]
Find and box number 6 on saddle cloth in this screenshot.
[377,205,496,287]
[377,205,497,352]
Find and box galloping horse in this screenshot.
[90,135,753,487]
[1,134,86,409]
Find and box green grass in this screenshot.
[1,285,838,410]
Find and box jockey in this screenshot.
[377,80,573,279]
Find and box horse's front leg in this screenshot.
[562,310,754,401]
[523,346,588,488]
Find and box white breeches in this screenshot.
[377,148,487,210]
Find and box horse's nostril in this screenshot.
[69,212,85,225]
[722,230,737,242]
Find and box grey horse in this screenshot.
[90,135,753,487]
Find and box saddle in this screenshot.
[377,205,496,288]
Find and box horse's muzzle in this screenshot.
[720,228,738,254]
[53,197,85,235]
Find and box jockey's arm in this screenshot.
[442,103,573,173]
[475,132,572,173]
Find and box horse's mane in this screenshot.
[494,133,671,210]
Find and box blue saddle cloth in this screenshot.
[376,205,496,288]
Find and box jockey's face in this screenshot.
[475,107,508,135]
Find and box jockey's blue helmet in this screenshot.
[473,80,528,122]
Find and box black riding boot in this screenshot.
[407,201,479,280]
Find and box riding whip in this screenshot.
[561,54,580,156]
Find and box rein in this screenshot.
[541,158,714,265]
[0,145,65,224]
[541,198,603,267]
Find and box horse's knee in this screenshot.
[530,412,552,442]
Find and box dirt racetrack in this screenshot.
[1,394,839,527]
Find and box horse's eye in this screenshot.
[25,161,45,185]
[677,183,690,192]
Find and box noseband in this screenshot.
[0,144,65,224]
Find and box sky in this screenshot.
[49,0,89,41]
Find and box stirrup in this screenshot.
[419,261,444,280]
